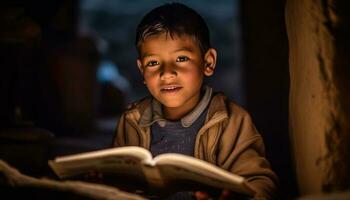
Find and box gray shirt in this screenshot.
[149,86,213,157]
[147,86,213,200]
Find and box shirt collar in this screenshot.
[139,85,213,128]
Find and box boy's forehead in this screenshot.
[139,32,201,55]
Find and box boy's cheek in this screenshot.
[143,71,159,80]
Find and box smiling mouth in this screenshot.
[160,85,182,93]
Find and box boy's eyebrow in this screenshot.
[141,53,157,59]
[172,47,194,53]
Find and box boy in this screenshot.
[113,3,277,200]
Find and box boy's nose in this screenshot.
[160,64,177,80]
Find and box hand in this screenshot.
[218,189,234,200]
[193,191,210,200]
[194,189,233,200]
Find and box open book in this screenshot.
[48,146,255,197]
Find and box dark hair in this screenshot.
[135,3,211,55]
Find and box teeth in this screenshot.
[164,86,177,90]
[162,86,179,90]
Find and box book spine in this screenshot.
[141,164,164,188]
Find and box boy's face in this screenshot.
[137,32,217,119]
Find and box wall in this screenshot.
[286,0,350,194]
[241,0,297,198]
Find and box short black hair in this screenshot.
[135,3,211,55]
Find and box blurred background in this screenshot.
[0,0,296,199]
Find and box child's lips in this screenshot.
[160,85,182,93]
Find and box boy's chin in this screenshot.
[160,101,183,108]
[158,95,199,110]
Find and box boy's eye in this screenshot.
[176,56,189,62]
[146,60,160,67]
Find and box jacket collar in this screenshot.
[126,86,229,126]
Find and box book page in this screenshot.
[153,153,254,196]
[49,146,153,179]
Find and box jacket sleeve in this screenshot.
[217,104,278,200]
[112,113,127,147]
[112,111,144,147]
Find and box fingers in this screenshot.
[194,190,232,200]
[194,191,211,200]
[218,189,233,200]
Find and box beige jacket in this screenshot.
[113,93,278,199]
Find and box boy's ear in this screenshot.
[137,59,147,84]
[203,48,217,76]
[137,59,143,74]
